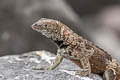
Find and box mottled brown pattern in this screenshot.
[32,18,120,80]
[90,47,112,74]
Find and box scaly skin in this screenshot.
[31,18,120,80]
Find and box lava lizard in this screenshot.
[31,18,120,80]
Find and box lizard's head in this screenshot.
[31,18,61,40]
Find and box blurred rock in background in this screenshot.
[93,5,120,63]
[0,0,120,63]
[0,0,84,56]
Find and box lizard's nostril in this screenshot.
[31,23,37,29]
[34,24,38,26]
[31,23,37,28]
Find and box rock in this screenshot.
[0,51,103,80]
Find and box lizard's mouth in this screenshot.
[31,23,51,37]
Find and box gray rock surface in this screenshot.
[0,51,103,80]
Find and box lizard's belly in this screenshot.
[89,49,112,74]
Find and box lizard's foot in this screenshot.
[75,71,90,77]
[32,66,49,70]
[103,68,116,80]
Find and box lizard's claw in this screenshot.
[32,66,49,70]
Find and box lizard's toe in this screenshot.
[75,71,90,77]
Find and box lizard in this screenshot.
[31,18,120,80]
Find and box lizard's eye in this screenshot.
[44,24,47,27]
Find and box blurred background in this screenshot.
[0,0,120,63]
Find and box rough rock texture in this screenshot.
[0,51,102,80]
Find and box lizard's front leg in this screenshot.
[75,57,91,77]
[33,49,64,70]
